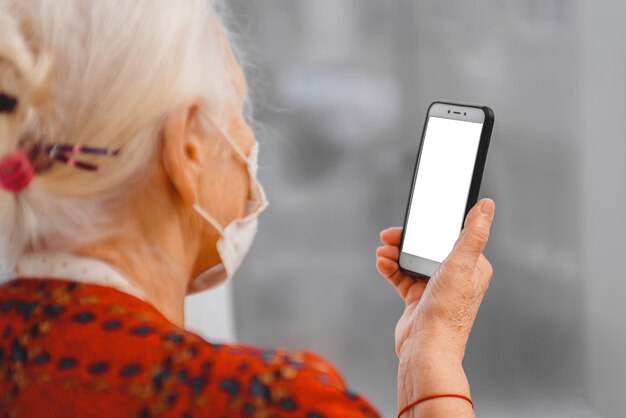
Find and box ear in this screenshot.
[162,100,204,207]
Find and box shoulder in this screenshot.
[162,340,381,417]
[0,279,381,417]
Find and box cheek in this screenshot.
[232,122,256,156]
[224,104,257,156]
[198,144,249,227]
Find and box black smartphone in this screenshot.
[398,101,495,278]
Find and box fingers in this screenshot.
[376,257,407,293]
[379,227,403,246]
[376,256,418,300]
[376,256,400,278]
[376,245,399,261]
[448,199,495,270]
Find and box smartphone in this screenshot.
[398,101,495,278]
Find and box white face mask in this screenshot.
[188,131,268,294]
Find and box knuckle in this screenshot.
[469,223,490,243]
[485,260,494,278]
[478,256,493,277]
[476,257,494,293]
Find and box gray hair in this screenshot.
[0,0,241,269]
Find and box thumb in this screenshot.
[447,198,495,270]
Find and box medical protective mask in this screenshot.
[188,129,268,294]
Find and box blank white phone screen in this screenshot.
[403,116,483,263]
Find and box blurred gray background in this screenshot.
[221,1,626,416]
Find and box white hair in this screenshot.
[0,0,241,270]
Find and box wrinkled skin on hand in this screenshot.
[376,199,495,361]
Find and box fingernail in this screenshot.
[480,199,495,218]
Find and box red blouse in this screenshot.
[0,278,381,417]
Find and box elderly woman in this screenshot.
[0,1,495,417]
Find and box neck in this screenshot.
[74,224,196,328]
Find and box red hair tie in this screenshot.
[0,149,35,193]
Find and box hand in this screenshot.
[376,199,495,361]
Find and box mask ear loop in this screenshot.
[193,203,225,235]
[206,119,248,164]
[193,119,257,234]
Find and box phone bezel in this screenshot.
[398,101,495,279]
